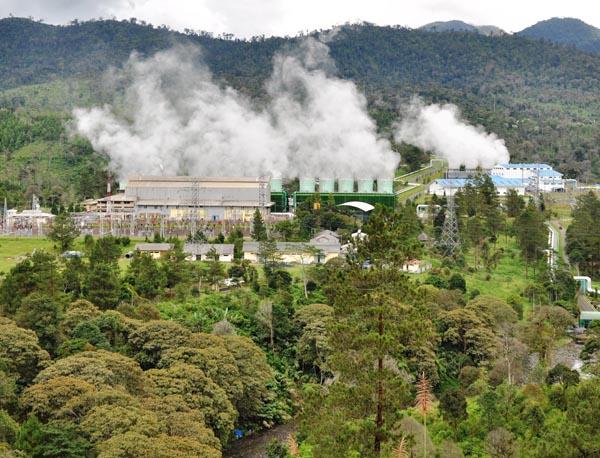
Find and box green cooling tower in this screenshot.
[299,178,316,192]
[378,179,394,194]
[270,178,283,192]
[338,178,354,193]
[357,179,374,193]
[320,178,335,193]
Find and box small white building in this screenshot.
[402,259,431,274]
[184,243,235,262]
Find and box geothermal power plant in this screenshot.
[84,175,397,223]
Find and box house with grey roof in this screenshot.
[183,243,235,262]
[243,230,341,264]
[134,243,174,259]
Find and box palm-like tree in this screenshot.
[415,372,433,458]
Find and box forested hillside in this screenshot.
[519,17,600,54]
[0,17,600,209]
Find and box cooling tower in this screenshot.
[357,179,374,193]
[271,178,283,192]
[319,178,335,193]
[338,178,354,193]
[378,179,394,194]
[299,177,316,193]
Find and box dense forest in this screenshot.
[519,17,600,55]
[0,179,598,457]
[0,17,599,208]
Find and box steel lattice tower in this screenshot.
[438,195,461,256]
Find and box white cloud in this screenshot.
[1,0,599,37]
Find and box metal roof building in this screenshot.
[124,176,271,221]
[429,176,528,196]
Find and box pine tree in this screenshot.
[48,212,80,252]
[302,268,434,457]
[251,209,268,241]
[514,201,547,277]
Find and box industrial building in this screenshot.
[429,176,527,197]
[82,176,272,221]
[82,175,396,227]
[429,163,569,196]
[271,177,396,212]
[490,163,567,192]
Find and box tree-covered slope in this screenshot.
[519,17,600,54]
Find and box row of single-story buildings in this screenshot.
[134,230,343,264]
[133,229,431,272]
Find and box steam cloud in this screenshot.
[394,99,510,169]
[73,39,399,180]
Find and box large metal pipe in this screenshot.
[338,178,354,193]
[299,177,316,193]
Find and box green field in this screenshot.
[0,237,55,273]
[415,236,534,316]
[0,236,144,273]
[462,238,530,303]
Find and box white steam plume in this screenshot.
[394,98,510,169]
[73,39,399,181]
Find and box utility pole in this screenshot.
[191,177,201,239]
[2,197,7,235]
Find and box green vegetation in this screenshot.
[566,192,600,279]
[0,109,108,208]
[0,237,54,273]
[0,181,594,457]
[519,17,600,54]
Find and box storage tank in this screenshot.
[338,178,354,193]
[378,178,394,194]
[319,178,335,193]
[270,178,283,193]
[299,177,316,193]
[357,179,374,193]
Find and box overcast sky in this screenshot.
[1,0,599,38]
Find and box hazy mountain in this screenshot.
[519,17,600,54]
[420,20,505,36]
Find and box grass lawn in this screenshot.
[0,236,145,273]
[415,236,534,317]
[0,237,55,273]
[462,236,532,304]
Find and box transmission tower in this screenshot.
[438,195,461,257]
[190,177,201,238]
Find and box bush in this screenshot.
[266,439,289,458]
[469,289,481,300]
[448,273,467,293]
[424,274,448,290]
